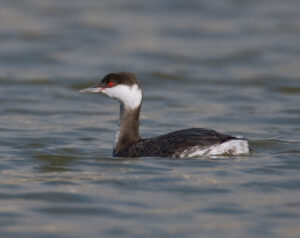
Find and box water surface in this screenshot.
[0,0,300,237]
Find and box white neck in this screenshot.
[113,104,124,154]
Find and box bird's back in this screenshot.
[115,128,246,158]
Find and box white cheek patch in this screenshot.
[102,84,142,110]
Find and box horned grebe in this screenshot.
[80,72,250,158]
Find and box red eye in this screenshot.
[107,82,115,87]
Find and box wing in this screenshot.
[117,128,236,157]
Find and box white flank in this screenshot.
[177,139,250,158]
[102,84,142,110]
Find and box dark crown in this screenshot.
[101,72,141,88]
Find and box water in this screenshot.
[1,0,300,237]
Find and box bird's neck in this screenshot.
[113,103,142,156]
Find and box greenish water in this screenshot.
[0,0,300,237]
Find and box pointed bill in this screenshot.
[79,86,102,93]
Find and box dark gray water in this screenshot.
[1,0,300,237]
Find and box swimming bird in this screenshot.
[80,72,250,158]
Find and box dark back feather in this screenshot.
[116,128,237,157]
